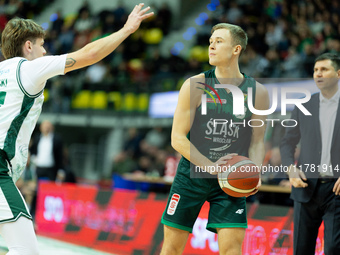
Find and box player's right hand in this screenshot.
[247,178,262,197]
[124,3,154,34]
[288,165,308,188]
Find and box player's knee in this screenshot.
[218,243,242,255]
[217,231,244,255]
[160,247,182,255]
[160,243,185,255]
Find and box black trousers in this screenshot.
[293,181,340,255]
[36,166,57,181]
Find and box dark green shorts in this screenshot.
[161,158,247,233]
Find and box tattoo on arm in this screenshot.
[65,58,76,68]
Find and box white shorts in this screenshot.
[0,173,32,224]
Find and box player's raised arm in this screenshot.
[64,3,153,74]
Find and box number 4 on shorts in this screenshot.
[0,91,6,106]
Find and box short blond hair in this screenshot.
[211,23,248,55]
[1,18,45,59]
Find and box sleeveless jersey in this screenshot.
[188,69,256,163]
[0,57,44,182]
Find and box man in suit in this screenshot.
[280,53,340,255]
[30,120,64,181]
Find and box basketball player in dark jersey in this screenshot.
[161,23,270,254]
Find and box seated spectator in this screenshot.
[155,3,172,35]
[281,47,304,78]
[226,1,243,23]
[84,60,109,90]
[163,151,181,182]
[302,44,317,76]
[143,127,167,150]
[152,149,168,177]
[113,0,127,27]
[58,23,75,54]
[136,155,152,175]
[74,5,94,34]
[112,128,142,175]
[112,152,138,175]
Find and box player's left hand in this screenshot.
[124,3,154,34]
[247,178,261,197]
[333,177,340,195]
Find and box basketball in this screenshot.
[218,155,260,197]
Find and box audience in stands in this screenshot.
[3,0,338,115]
[1,0,339,204]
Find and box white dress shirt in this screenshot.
[36,133,55,168]
[319,89,340,177]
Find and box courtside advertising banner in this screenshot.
[36,182,325,255]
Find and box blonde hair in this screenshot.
[1,18,45,59]
[211,23,248,55]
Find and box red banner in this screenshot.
[36,182,324,255]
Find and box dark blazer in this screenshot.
[280,93,340,203]
[30,133,64,172]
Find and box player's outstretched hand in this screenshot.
[124,3,154,34]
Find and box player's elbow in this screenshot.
[87,49,99,63]
[81,46,100,64]
[171,133,182,152]
[171,137,179,151]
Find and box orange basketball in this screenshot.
[217,155,260,197]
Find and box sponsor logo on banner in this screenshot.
[43,196,64,223]
[167,193,180,215]
[36,183,326,254]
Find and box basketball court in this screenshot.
[0,235,114,255]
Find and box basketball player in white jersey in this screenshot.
[0,4,153,254]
